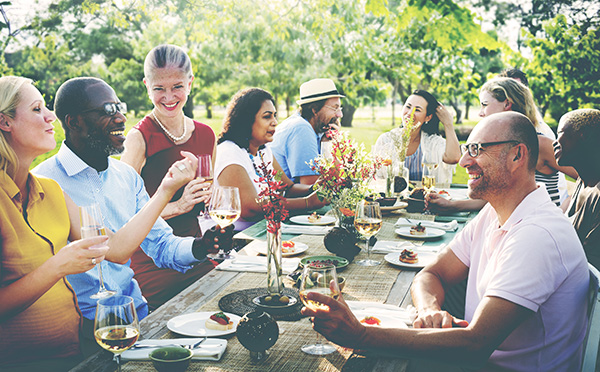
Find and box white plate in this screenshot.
[395,226,446,239]
[380,201,409,212]
[384,251,437,269]
[255,241,309,257]
[167,312,241,337]
[352,309,408,329]
[289,215,336,226]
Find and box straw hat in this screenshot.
[296,78,345,106]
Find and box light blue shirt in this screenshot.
[33,143,197,320]
[270,113,322,181]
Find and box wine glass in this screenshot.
[80,204,116,299]
[196,154,214,218]
[94,295,140,372]
[208,186,241,260]
[354,200,383,266]
[299,263,341,355]
[422,163,437,191]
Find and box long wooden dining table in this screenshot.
[70,193,474,372]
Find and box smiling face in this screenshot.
[401,94,432,128]
[459,118,513,201]
[6,83,57,160]
[79,83,127,156]
[479,91,508,118]
[144,66,193,118]
[250,100,278,148]
[313,97,342,133]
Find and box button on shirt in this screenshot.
[33,143,197,320]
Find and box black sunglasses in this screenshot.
[81,102,127,116]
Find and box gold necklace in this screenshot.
[152,111,187,142]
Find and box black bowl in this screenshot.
[149,346,192,372]
[406,197,426,213]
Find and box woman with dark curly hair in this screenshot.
[215,88,324,229]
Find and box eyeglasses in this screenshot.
[81,102,127,116]
[460,140,520,158]
[323,105,343,113]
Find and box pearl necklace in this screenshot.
[152,111,187,142]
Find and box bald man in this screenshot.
[555,108,600,269]
[303,112,589,371]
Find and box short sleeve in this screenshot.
[286,125,320,178]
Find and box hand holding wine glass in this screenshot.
[208,186,241,260]
[196,154,214,218]
[299,263,341,355]
[354,200,383,266]
[80,204,116,299]
[94,295,140,372]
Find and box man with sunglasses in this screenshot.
[303,112,588,371]
[270,78,343,184]
[33,77,233,355]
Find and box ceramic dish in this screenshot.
[394,226,446,239]
[167,312,241,337]
[289,215,336,226]
[384,251,437,269]
[380,201,409,212]
[300,255,349,271]
[255,241,309,257]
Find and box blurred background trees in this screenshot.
[1,0,598,128]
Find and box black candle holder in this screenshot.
[236,311,279,361]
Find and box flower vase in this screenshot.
[385,165,394,197]
[266,229,283,296]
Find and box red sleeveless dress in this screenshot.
[130,115,217,310]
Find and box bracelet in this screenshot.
[304,197,309,210]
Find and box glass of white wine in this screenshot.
[299,263,341,355]
[196,154,214,219]
[354,200,383,266]
[208,186,241,260]
[94,295,140,372]
[80,204,116,299]
[422,163,437,191]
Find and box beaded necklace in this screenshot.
[152,111,187,142]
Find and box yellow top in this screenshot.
[0,172,81,364]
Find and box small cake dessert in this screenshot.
[307,212,321,223]
[205,311,233,331]
[410,222,426,236]
[282,240,296,254]
[360,316,382,326]
[410,187,426,200]
[399,249,418,264]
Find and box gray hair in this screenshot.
[144,44,193,81]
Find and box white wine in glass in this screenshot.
[354,200,383,266]
[422,162,437,191]
[208,186,241,260]
[94,295,140,372]
[196,154,214,219]
[80,204,116,299]
[299,263,341,355]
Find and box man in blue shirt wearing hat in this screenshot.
[270,78,344,184]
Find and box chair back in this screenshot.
[582,264,600,372]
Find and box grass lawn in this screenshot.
[32,106,470,184]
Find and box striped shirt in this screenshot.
[536,171,560,206]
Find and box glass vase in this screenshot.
[267,229,283,296]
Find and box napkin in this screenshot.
[215,255,300,274]
[347,301,416,326]
[121,338,227,361]
[395,218,458,231]
[372,241,445,254]
[281,223,333,235]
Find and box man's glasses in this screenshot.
[81,102,127,116]
[460,140,520,158]
[323,105,343,113]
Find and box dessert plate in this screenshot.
[384,251,437,269]
[289,215,336,226]
[255,241,309,257]
[395,226,445,239]
[167,312,241,337]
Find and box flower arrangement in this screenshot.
[255,153,289,233]
[388,106,417,162]
[310,130,383,222]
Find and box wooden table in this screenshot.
[70,207,471,372]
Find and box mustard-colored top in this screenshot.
[0,172,81,364]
